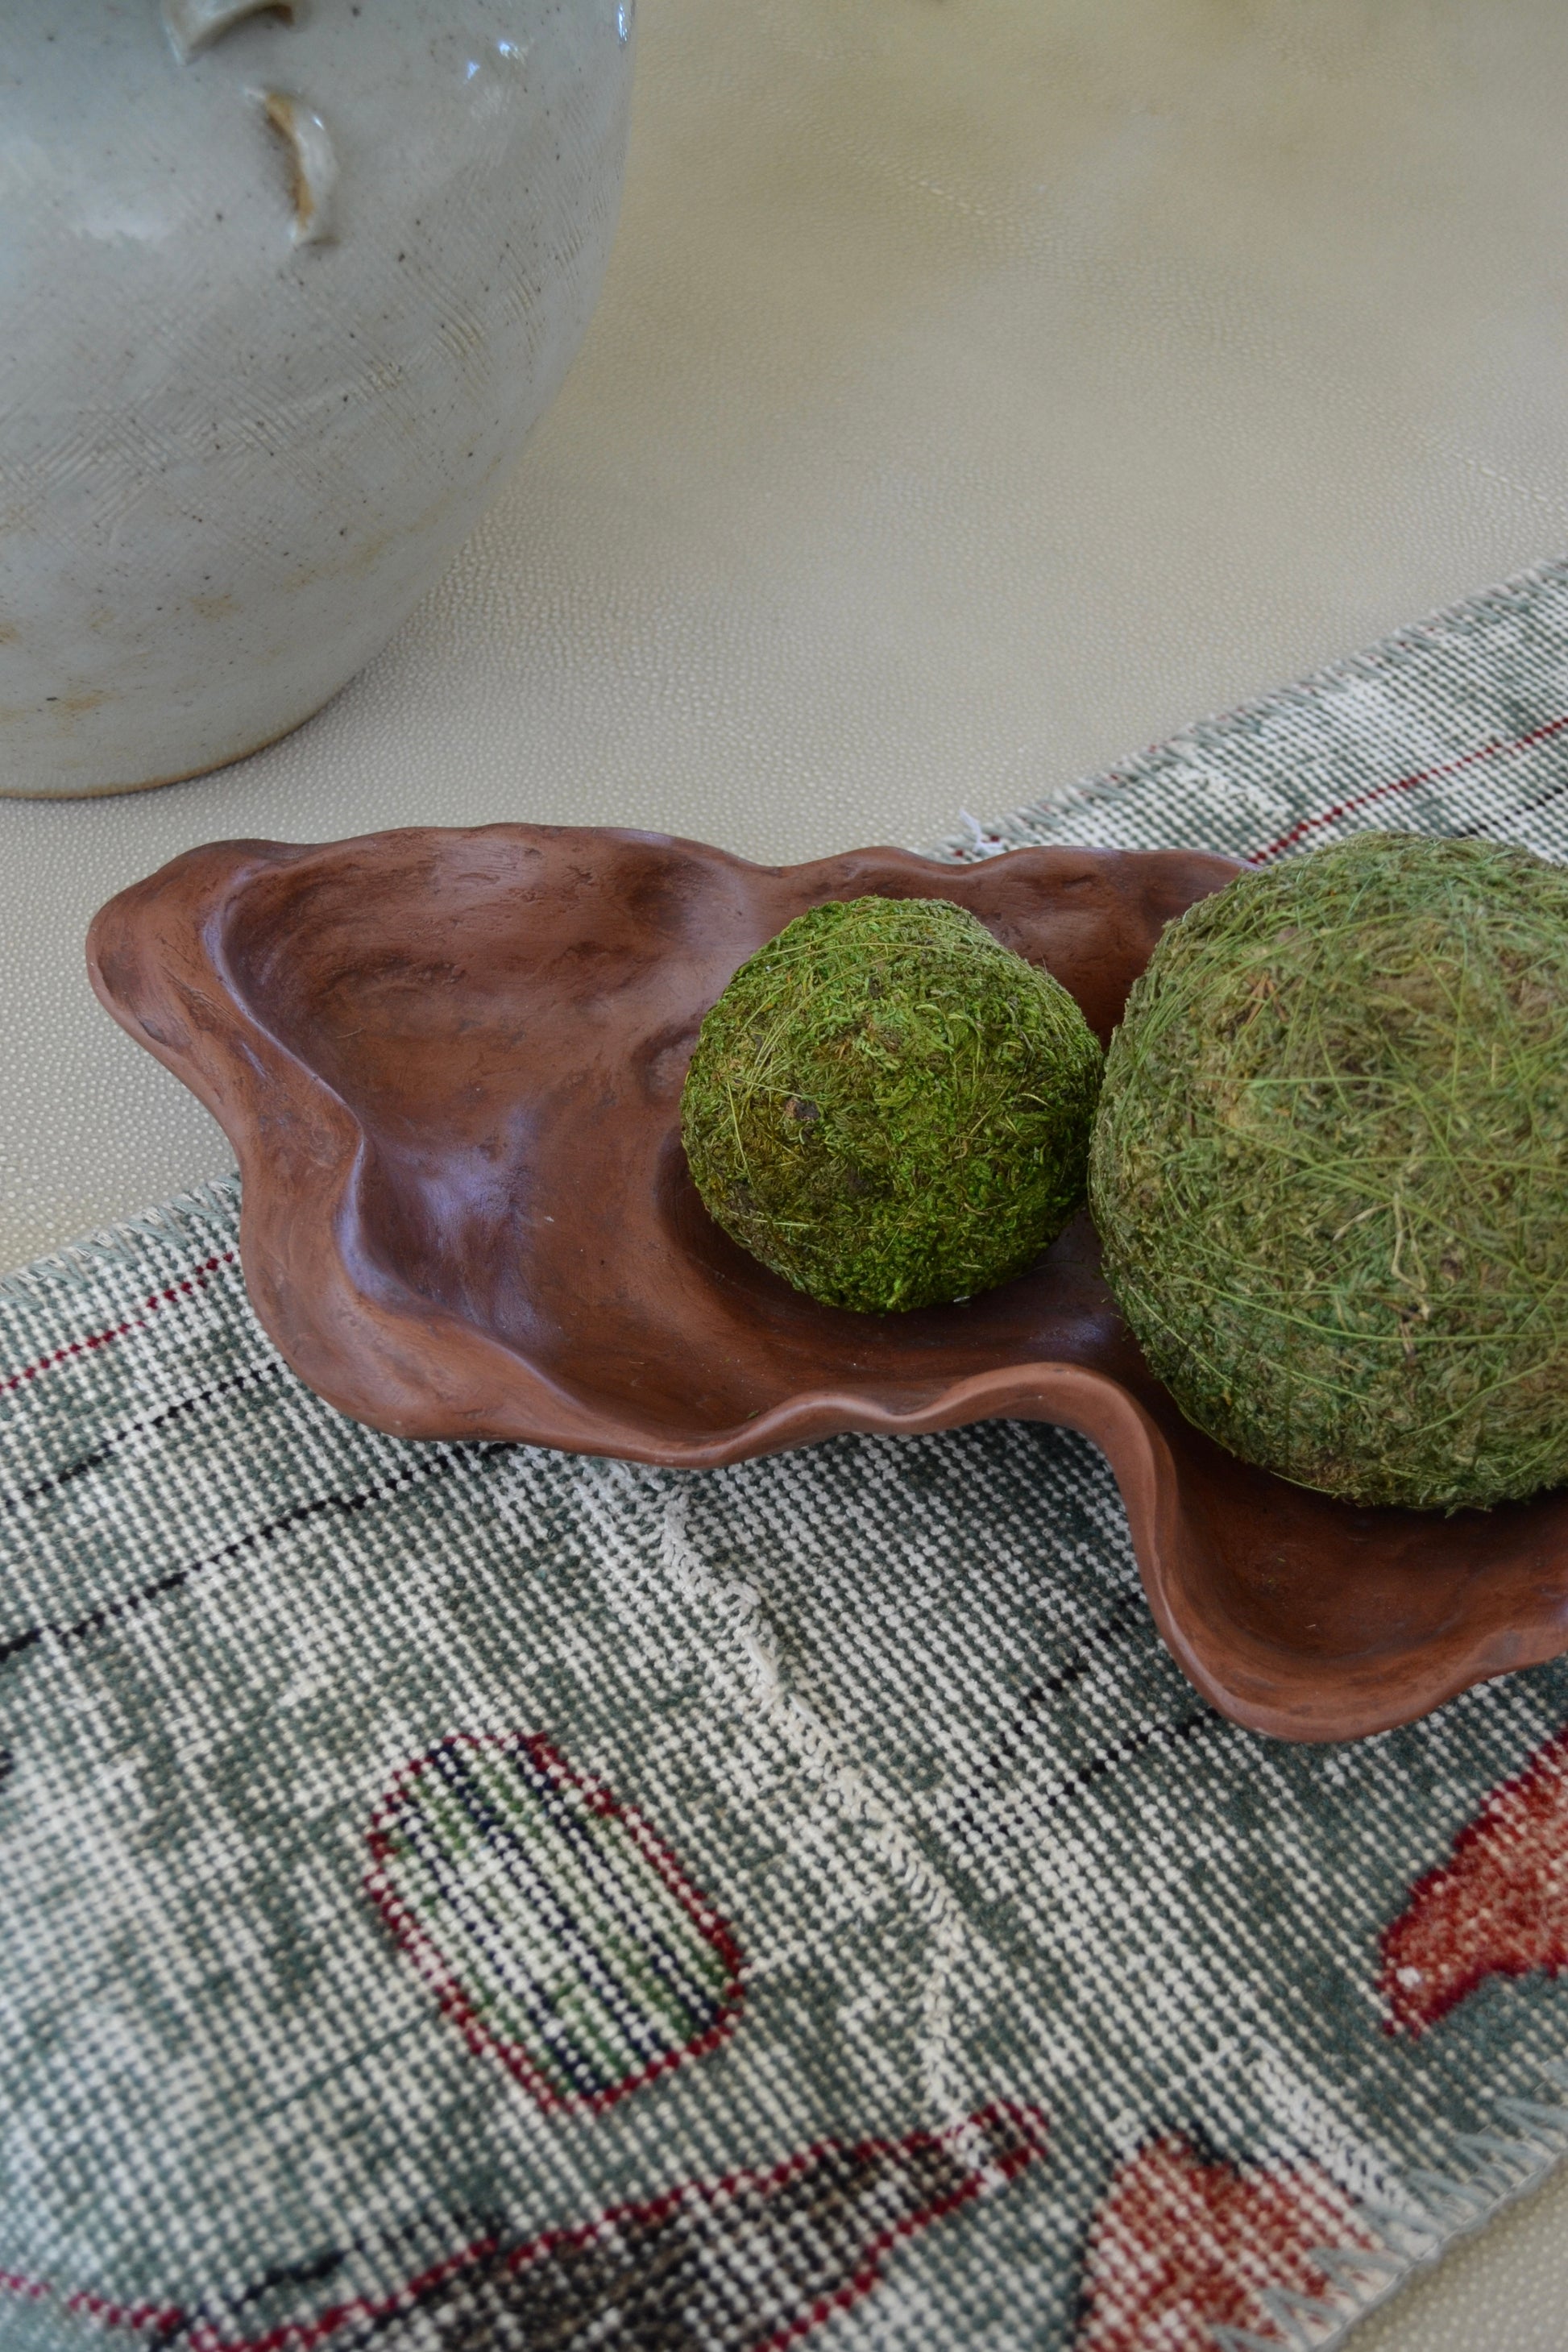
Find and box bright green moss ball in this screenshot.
[681,896,1102,1313]
[1089,832,1568,1510]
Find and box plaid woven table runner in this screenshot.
[6,561,1568,2352]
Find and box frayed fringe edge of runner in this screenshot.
[0,1176,241,1300]
[1209,2060,1568,2350]
[928,549,1568,866]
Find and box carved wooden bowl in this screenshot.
[88,827,1568,1743]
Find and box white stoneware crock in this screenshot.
[0,0,633,795]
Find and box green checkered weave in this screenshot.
[6,559,1568,2351]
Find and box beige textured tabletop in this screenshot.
[3,3,1568,2335]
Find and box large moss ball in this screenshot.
[1089,832,1568,1510]
[681,896,1102,1313]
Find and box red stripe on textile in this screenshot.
[0,1253,236,1397]
[1245,709,1568,865]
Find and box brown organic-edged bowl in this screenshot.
[87,826,1568,1743]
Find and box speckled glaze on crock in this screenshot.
[0,1,633,797]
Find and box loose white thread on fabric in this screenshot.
[653,1484,974,2129]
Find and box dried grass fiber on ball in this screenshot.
[682,897,1101,1313]
[1089,832,1568,1510]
